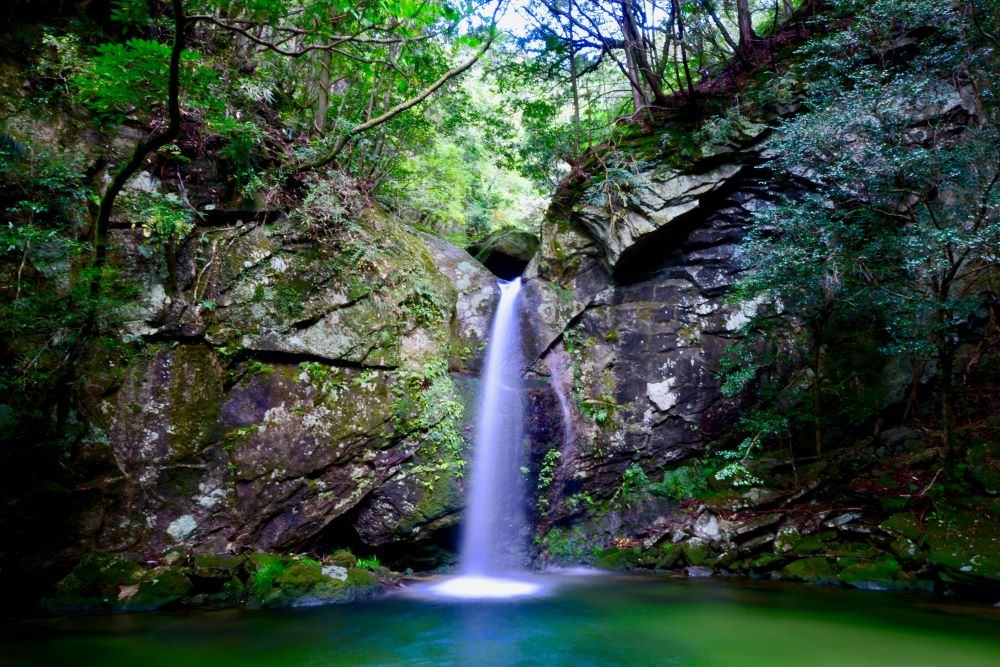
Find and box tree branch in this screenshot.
[302,3,504,171]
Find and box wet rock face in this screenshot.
[523,154,778,516]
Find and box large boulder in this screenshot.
[68,180,498,563]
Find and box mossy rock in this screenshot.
[123,567,193,611]
[206,576,246,604]
[593,547,642,571]
[880,513,923,541]
[193,553,246,579]
[743,554,786,574]
[715,550,740,567]
[45,556,193,612]
[780,557,838,585]
[835,556,907,591]
[923,509,1000,585]
[888,536,923,564]
[471,227,540,277]
[773,526,800,553]
[681,540,713,566]
[793,536,828,554]
[656,543,682,569]
[327,549,358,568]
[966,440,1000,496]
[260,563,346,609]
[43,553,141,611]
[254,561,382,608]
[340,568,383,603]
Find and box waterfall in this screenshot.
[459,277,526,574]
[427,277,542,599]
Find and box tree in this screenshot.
[731,0,1000,463]
[736,0,757,53]
[66,0,506,282]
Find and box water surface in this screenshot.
[4,576,1000,666]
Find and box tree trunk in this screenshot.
[672,0,695,98]
[92,0,187,289]
[940,334,957,464]
[623,23,648,112]
[314,49,332,133]
[700,0,740,54]
[568,4,581,157]
[737,0,757,53]
[621,0,671,108]
[812,333,823,457]
[783,0,794,16]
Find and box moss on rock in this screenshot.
[780,557,838,585]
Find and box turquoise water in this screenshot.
[3,575,1000,666]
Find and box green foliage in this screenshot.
[722,0,1000,463]
[288,176,353,238]
[535,448,562,510]
[209,116,268,196]
[249,555,287,597]
[584,153,649,226]
[536,526,590,561]
[390,360,466,485]
[401,279,449,327]
[714,443,765,488]
[611,463,650,509]
[31,32,87,98]
[564,323,618,426]
[377,76,545,242]
[109,0,151,27]
[649,465,711,501]
[71,40,219,124]
[355,555,381,569]
[116,189,195,244]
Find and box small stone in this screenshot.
[686,566,713,578]
[322,565,348,581]
[823,512,862,529]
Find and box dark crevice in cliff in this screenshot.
[611,164,783,287]
[307,500,461,571]
[141,332,394,371]
[228,348,396,371]
[480,251,529,280]
[531,302,598,364]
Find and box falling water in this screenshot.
[428,277,542,599]
[460,277,525,573]
[545,353,574,450]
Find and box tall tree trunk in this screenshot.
[314,49,332,133]
[812,330,824,457]
[623,27,647,112]
[568,4,581,157]
[700,0,740,54]
[940,326,957,464]
[672,0,695,98]
[737,0,757,53]
[622,0,671,107]
[783,0,794,16]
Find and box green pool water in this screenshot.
[3,575,999,666]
